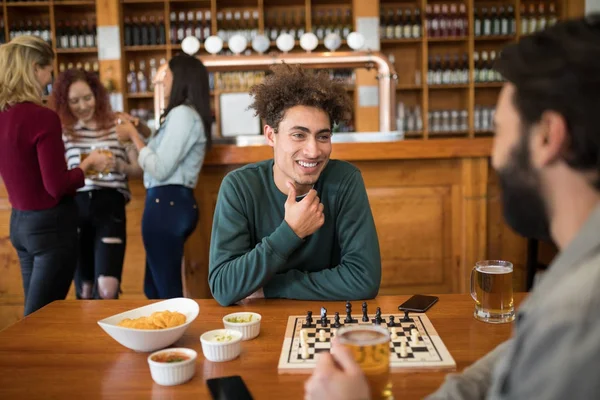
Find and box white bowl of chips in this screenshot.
[97,298,199,352]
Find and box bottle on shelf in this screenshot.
[429,108,468,133]
[474,106,495,132]
[0,19,5,45]
[204,11,212,40]
[397,102,423,134]
[137,60,148,93]
[127,61,137,93]
[9,18,52,45]
[427,52,469,85]
[474,51,503,83]
[149,58,157,91]
[169,12,177,44]
[177,12,185,44]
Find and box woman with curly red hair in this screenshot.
[49,69,148,300]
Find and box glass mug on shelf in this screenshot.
[336,325,392,400]
[470,260,515,323]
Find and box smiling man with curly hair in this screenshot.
[208,64,381,306]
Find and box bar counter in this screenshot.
[0,137,529,330]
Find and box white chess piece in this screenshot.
[318,329,326,342]
[390,327,397,339]
[400,340,408,357]
[302,346,310,359]
[300,329,309,348]
[411,328,419,344]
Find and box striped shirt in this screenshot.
[63,122,131,201]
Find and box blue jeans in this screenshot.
[142,185,198,299]
[9,197,78,316]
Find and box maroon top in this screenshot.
[0,102,84,211]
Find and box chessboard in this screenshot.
[278,308,456,374]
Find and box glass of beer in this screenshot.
[336,325,392,400]
[80,150,99,178]
[470,260,515,323]
[96,145,114,179]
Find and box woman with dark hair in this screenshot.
[49,68,148,300]
[117,53,212,299]
[0,37,107,315]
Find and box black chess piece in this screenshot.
[345,301,353,323]
[320,306,329,327]
[387,315,396,327]
[373,307,384,325]
[306,311,313,326]
[402,310,411,322]
[362,302,369,322]
[333,312,341,328]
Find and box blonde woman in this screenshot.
[0,36,109,316]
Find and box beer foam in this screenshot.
[339,328,388,345]
[476,265,512,274]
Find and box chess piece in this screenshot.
[320,307,328,327]
[345,301,353,323]
[319,329,327,342]
[400,340,407,357]
[402,310,411,322]
[333,312,341,328]
[390,327,398,339]
[411,328,419,344]
[306,311,313,326]
[374,307,384,324]
[387,315,396,327]
[302,345,310,359]
[362,302,369,322]
[300,329,309,346]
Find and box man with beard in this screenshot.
[208,64,381,306]
[304,14,600,400]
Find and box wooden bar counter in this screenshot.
[0,293,524,399]
[0,138,530,329]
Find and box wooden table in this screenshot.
[0,294,524,399]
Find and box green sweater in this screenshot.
[208,159,381,306]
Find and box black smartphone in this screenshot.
[398,294,439,313]
[206,375,254,400]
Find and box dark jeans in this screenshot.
[74,189,127,299]
[9,197,78,316]
[142,185,198,299]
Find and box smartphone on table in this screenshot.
[206,375,254,400]
[398,294,439,313]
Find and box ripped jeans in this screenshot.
[74,189,127,299]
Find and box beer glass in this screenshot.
[96,146,114,178]
[80,150,99,178]
[470,260,515,323]
[336,325,392,400]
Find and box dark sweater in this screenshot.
[0,102,84,210]
[209,159,382,306]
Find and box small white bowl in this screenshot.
[200,329,243,362]
[222,312,262,341]
[147,347,197,386]
[97,298,199,352]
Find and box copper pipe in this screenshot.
[153,51,397,133]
